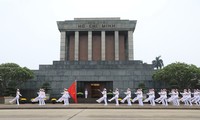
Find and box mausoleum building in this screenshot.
[23,18,155,100]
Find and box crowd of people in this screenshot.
[9,88,200,106]
[9,88,71,106]
[96,88,200,106]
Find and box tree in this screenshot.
[152,56,164,69]
[41,82,51,93]
[152,62,200,89]
[138,83,146,89]
[0,63,34,96]
[138,82,148,93]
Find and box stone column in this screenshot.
[74,31,79,61]
[60,31,66,61]
[128,31,134,60]
[114,31,119,61]
[101,31,105,61]
[88,31,92,61]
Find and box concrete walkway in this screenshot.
[0,109,200,120]
[1,103,200,109]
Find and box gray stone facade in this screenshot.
[57,18,137,32]
[23,61,156,99]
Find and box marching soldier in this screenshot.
[186,89,193,106]
[144,89,155,106]
[31,88,42,105]
[174,89,180,106]
[108,88,119,106]
[191,89,200,106]
[180,89,188,105]
[121,88,132,106]
[9,89,22,105]
[96,88,107,105]
[163,89,168,106]
[40,89,46,105]
[57,88,70,105]
[132,89,143,106]
[155,89,168,106]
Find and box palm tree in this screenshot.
[152,56,164,69]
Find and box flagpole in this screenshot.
[75,79,77,103]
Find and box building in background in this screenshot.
[23,18,156,101]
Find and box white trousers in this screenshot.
[109,96,119,105]
[57,97,69,105]
[121,96,131,106]
[132,96,143,106]
[97,96,107,105]
[10,96,20,105]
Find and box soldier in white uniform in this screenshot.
[191,89,198,105]
[144,89,155,106]
[40,89,46,105]
[57,88,70,105]
[108,88,119,105]
[168,89,175,105]
[196,89,200,105]
[121,88,132,106]
[186,89,193,106]
[163,89,168,106]
[57,88,66,102]
[132,89,143,106]
[155,89,163,103]
[174,89,180,106]
[180,89,188,105]
[155,89,168,106]
[85,89,88,99]
[9,89,22,105]
[191,89,200,106]
[96,88,107,105]
[31,88,42,105]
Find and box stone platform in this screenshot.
[0,104,200,109]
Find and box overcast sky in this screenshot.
[0,0,200,69]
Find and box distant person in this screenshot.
[40,89,46,105]
[96,88,107,105]
[180,89,188,105]
[155,89,168,106]
[121,88,132,106]
[132,89,143,106]
[9,89,22,105]
[85,89,88,98]
[108,88,119,105]
[57,88,70,105]
[32,88,43,105]
[143,89,155,106]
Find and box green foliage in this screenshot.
[152,56,164,69]
[0,63,34,96]
[138,83,148,93]
[41,82,51,93]
[153,62,200,89]
[77,92,83,95]
[138,83,145,89]
[77,92,83,98]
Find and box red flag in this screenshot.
[68,81,77,103]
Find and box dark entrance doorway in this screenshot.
[77,81,113,98]
[90,83,100,98]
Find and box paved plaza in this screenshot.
[0,109,200,120]
[1,103,200,109]
[1,104,200,120]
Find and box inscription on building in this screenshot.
[77,24,116,29]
